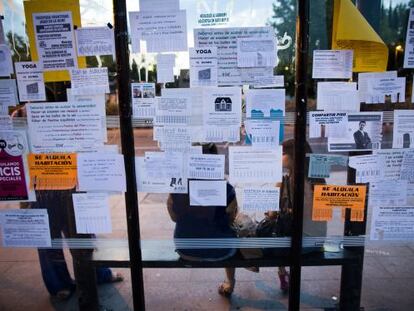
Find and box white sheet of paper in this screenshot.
[401,149,414,182]
[246,89,285,118]
[77,153,126,192]
[393,110,414,148]
[73,192,112,234]
[242,187,280,213]
[0,116,13,130]
[317,82,359,112]
[348,154,384,183]
[135,156,187,193]
[0,44,14,77]
[129,10,187,53]
[202,87,241,142]
[66,88,107,143]
[33,12,77,71]
[309,112,347,138]
[358,71,397,103]
[328,112,383,152]
[1,209,51,247]
[144,151,185,179]
[373,149,406,180]
[189,180,226,206]
[312,50,353,79]
[366,77,406,103]
[245,119,280,149]
[131,83,156,119]
[155,95,191,126]
[194,27,274,86]
[189,47,218,87]
[156,54,175,83]
[187,154,224,180]
[0,79,18,114]
[156,126,192,152]
[162,87,204,142]
[15,62,46,102]
[370,206,414,241]
[139,0,179,11]
[240,67,276,87]
[237,37,277,67]
[229,146,282,183]
[70,68,110,95]
[404,8,414,68]
[26,102,105,153]
[369,180,408,207]
[252,75,284,88]
[75,26,115,57]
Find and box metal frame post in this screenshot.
[289,0,310,310]
[113,1,146,310]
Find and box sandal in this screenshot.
[55,289,73,301]
[278,271,289,293]
[218,279,235,297]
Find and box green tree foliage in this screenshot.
[268,0,413,98]
[6,31,30,62]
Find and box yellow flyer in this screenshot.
[312,185,367,222]
[332,0,388,72]
[23,0,86,82]
[28,153,77,190]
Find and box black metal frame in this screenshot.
[113,0,145,310]
[289,0,310,310]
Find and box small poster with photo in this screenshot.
[131,82,156,119]
[328,112,383,152]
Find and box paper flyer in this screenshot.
[0,44,14,77]
[15,62,46,102]
[135,156,187,194]
[26,101,105,153]
[73,192,112,234]
[1,209,51,248]
[370,206,414,241]
[202,87,242,142]
[242,187,280,213]
[404,8,414,68]
[27,153,77,190]
[189,47,218,87]
[328,112,383,152]
[194,27,275,85]
[23,0,86,82]
[129,10,188,53]
[70,68,110,95]
[312,50,353,79]
[0,130,34,202]
[75,26,115,57]
[0,79,19,114]
[312,184,367,222]
[131,82,156,119]
[332,0,388,72]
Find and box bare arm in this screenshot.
[225,197,238,223]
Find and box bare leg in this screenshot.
[218,267,236,297]
[278,266,289,293]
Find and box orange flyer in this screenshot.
[28,153,77,190]
[312,185,367,222]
